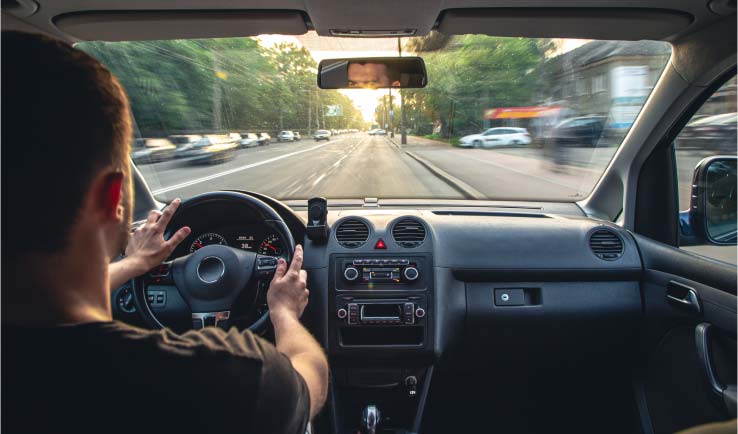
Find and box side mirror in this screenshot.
[680,156,737,246]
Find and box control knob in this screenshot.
[344,266,360,282]
[403,266,419,281]
[337,308,348,319]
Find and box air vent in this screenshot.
[335,219,369,248]
[589,229,624,260]
[392,218,426,248]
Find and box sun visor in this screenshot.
[437,8,693,41]
[54,10,309,42]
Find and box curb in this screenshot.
[404,151,486,200]
[383,135,401,150]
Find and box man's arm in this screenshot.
[109,198,190,290]
[267,245,329,420]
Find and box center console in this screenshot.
[328,253,435,433]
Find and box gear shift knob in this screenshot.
[360,404,381,434]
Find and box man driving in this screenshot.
[1,31,328,434]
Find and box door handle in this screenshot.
[696,323,737,417]
[666,280,702,314]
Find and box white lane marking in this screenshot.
[312,173,326,187]
[152,140,342,195]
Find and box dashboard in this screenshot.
[114,196,645,362]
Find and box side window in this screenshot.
[675,76,737,264]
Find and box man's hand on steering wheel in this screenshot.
[109,198,190,290]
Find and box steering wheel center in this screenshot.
[197,256,225,284]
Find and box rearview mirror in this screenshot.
[317,57,427,89]
[680,156,737,246]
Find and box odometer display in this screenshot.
[189,233,227,253]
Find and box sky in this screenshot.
[257,33,590,123]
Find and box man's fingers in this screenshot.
[157,198,181,230]
[165,226,191,249]
[288,245,304,274]
[147,210,162,224]
[273,258,288,279]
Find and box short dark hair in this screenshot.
[2,31,132,257]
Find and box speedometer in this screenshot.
[258,234,283,256]
[189,233,227,253]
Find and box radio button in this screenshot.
[344,267,360,282]
[403,266,419,281]
[337,308,347,319]
[347,303,358,325]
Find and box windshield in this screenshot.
[78,33,670,202]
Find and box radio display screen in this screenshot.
[361,304,401,319]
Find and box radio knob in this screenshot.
[344,266,360,282]
[337,308,348,319]
[403,266,419,281]
[415,307,426,318]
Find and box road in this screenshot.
[138,133,735,264]
[138,134,461,201]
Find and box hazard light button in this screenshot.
[374,239,387,249]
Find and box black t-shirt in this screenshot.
[2,321,310,434]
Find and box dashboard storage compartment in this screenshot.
[340,326,424,347]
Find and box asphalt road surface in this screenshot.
[138,134,461,201]
[137,133,736,264]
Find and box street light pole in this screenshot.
[398,37,407,145]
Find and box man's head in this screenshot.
[2,31,133,266]
[347,62,401,89]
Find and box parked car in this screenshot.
[369,129,387,136]
[169,135,203,159]
[293,131,302,140]
[543,116,606,148]
[257,132,271,146]
[278,131,296,142]
[239,133,260,148]
[679,112,737,152]
[458,127,532,148]
[130,138,176,164]
[187,135,238,165]
[313,129,331,141]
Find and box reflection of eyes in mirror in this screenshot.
[347,62,401,89]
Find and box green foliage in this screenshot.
[78,38,366,137]
[399,34,550,138]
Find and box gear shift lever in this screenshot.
[360,404,381,434]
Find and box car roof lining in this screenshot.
[0,0,732,44]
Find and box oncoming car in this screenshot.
[313,129,331,141]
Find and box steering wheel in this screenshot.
[131,191,295,333]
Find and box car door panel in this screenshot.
[633,233,736,434]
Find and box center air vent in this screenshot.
[589,229,624,260]
[335,219,369,248]
[392,218,426,248]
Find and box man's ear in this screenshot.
[97,171,124,222]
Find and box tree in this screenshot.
[402,34,550,137]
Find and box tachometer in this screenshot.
[189,233,227,253]
[258,234,283,256]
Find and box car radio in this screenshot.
[340,258,420,285]
[335,297,427,326]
